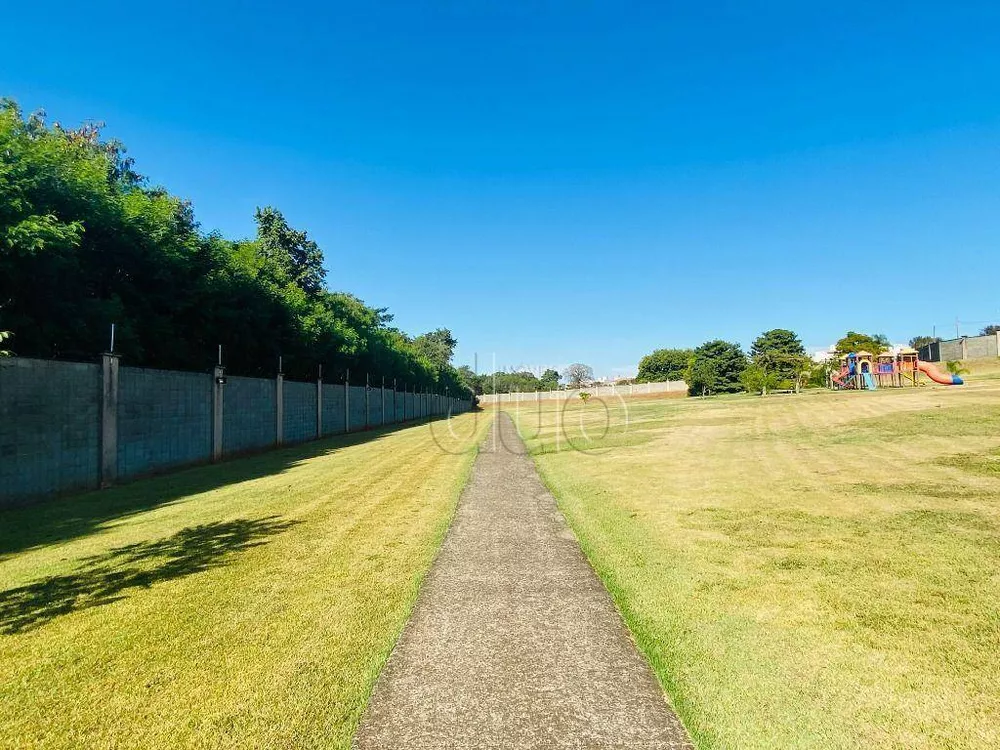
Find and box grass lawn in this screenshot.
[0,412,489,749]
[507,377,1000,749]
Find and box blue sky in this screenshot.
[4,2,1000,377]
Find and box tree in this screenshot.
[686,358,718,397]
[563,363,594,387]
[909,335,940,350]
[739,363,781,395]
[540,368,560,390]
[980,325,1000,336]
[946,360,970,375]
[253,207,326,298]
[636,348,693,383]
[834,331,890,356]
[750,329,808,386]
[413,328,458,369]
[686,340,746,396]
[0,97,474,396]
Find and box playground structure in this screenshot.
[831,348,963,390]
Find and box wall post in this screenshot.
[381,377,385,426]
[345,369,350,433]
[276,371,284,445]
[317,366,323,438]
[99,353,120,487]
[961,337,969,360]
[365,373,370,430]
[212,364,225,461]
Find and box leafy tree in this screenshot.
[739,363,781,395]
[0,98,473,396]
[686,358,718,397]
[412,328,458,369]
[834,331,890,356]
[686,340,746,396]
[563,363,594,387]
[579,391,592,402]
[980,325,1000,336]
[636,348,693,382]
[909,335,940,350]
[540,368,560,390]
[253,207,326,298]
[946,360,970,375]
[750,328,808,385]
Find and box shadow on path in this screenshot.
[0,516,296,634]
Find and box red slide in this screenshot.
[917,361,963,385]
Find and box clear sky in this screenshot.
[4,2,1000,377]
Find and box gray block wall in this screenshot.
[349,385,367,428]
[0,357,471,505]
[321,383,345,436]
[224,376,277,455]
[0,358,100,499]
[118,366,212,479]
[283,380,317,444]
[920,333,1000,362]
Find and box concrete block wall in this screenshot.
[283,380,317,444]
[349,385,367,429]
[0,358,100,499]
[117,366,212,479]
[920,333,1000,362]
[321,383,346,436]
[0,356,472,506]
[223,376,276,455]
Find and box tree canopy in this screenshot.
[750,328,808,386]
[686,340,746,396]
[563,363,594,387]
[909,335,940,350]
[0,99,470,395]
[981,325,1000,336]
[459,368,562,395]
[636,348,692,383]
[834,331,890,356]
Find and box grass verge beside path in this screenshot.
[0,411,491,749]
[506,384,1000,749]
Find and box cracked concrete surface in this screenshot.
[353,412,692,749]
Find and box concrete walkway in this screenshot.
[353,412,692,749]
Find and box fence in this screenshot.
[919,332,1000,362]
[477,380,687,404]
[0,356,471,506]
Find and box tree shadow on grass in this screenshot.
[0,516,296,635]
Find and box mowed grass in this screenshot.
[506,379,1000,749]
[0,412,490,749]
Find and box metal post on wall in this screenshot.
[99,351,120,487]
[365,372,370,430]
[211,346,225,462]
[381,376,386,426]
[345,368,350,433]
[276,356,284,446]
[316,364,323,438]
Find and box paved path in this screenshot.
[353,413,692,749]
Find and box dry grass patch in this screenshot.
[505,385,1000,749]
